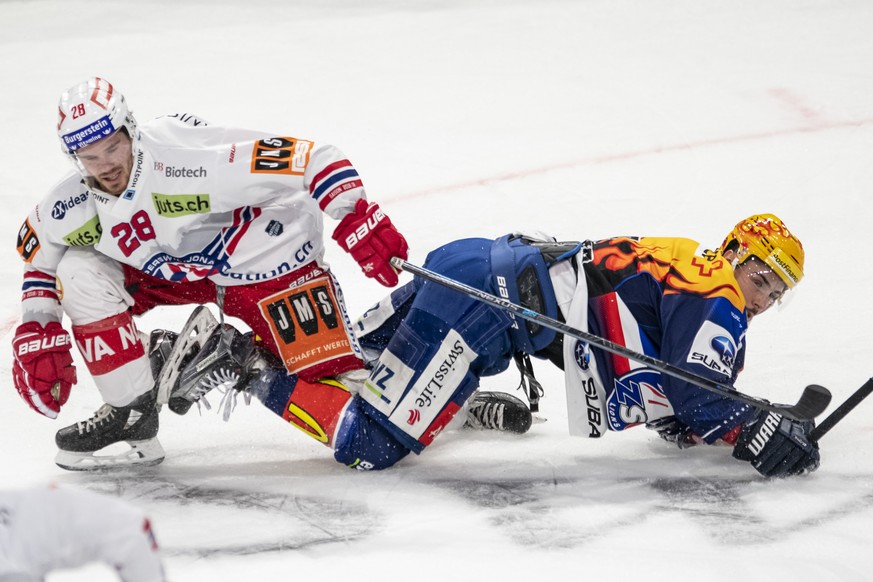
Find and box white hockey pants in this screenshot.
[55,247,153,407]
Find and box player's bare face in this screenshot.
[75,131,133,196]
[734,257,787,322]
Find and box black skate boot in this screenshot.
[54,388,164,471]
[168,324,266,415]
[464,391,533,434]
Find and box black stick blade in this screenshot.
[771,384,831,421]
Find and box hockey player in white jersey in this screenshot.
[12,77,409,470]
[0,484,165,581]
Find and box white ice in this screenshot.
[1,0,872,580]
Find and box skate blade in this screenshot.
[531,414,548,425]
[54,438,166,472]
[156,305,219,405]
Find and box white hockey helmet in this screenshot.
[57,77,137,165]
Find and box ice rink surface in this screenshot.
[1,0,872,579]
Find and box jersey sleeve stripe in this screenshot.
[22,280,58,290]
[25,270,56,281]
[310,164,360,202]
[22,271,59,301]
[312,168,360,201]
[23,270,58,296]
[310,159,353,190]
[318,179,364,211]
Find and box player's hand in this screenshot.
[646,416,698,448]
[332,198,409,287]
[12,321,77,419]
[732,411,820,478]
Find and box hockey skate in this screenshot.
[156,305,220,407]
[148,328,180,381]
[54,388,164,471]
[167,321,267,416]
[464,391,533,434]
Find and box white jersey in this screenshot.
[17,113,367,323]
[0,484,165,581]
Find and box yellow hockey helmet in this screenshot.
[719,214,805,288]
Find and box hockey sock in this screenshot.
[250,368,354,448]
[72,311,153,406]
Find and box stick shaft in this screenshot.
[810,378,873,441]
[391,257,830,421]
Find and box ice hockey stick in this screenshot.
[391,258,831,421]
[809,377,873,441]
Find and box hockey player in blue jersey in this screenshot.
[169,213,818,478]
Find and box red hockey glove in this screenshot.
[12,321,77,419]
[332,199,409,287]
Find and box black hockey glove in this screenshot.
[646,416,698,449]
[732,412,820,478]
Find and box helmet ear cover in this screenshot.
[721,239,741,258]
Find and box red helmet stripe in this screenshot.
[89,77,114,110]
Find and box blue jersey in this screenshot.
[352,234,758,462]
[566,236,755,442]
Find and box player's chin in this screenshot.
[98,175,127,195]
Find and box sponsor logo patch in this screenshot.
[258,275,354,375]
[583,378,602,437]
[574,340,590,370]
[51,193,89,220]
[687,320,738,377]
[17,219,40,262]
[142,251,217,281]
[607,368,663,430]
[163,165,208,178]
[63,216,103,246]
[152,193,211,217]
[266,220,284,236]
[61,115,115,152]
[250,137,312,175]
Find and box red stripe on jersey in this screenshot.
[26,270,56,281]
[22,270,59,301]
[318,179,363,211]
[22,289,58,301]
[223,207,262,255]
[418,401,462,447]
[310,160,353,195]
[597,292,632,377]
